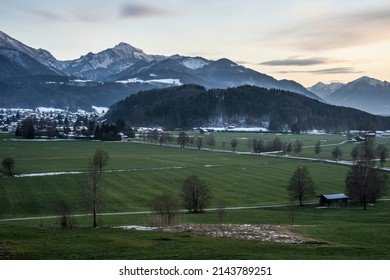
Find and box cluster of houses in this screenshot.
[0,107,108,138]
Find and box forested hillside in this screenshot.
[0,78,156,110]
[106,85,390,131]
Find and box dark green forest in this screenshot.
[106,84,390,131]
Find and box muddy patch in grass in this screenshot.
[116,224,322,244]
[163,224,308,244]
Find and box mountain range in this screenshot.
[307,82,344,99]
[308,77,390,115]
[1,30,390,116]
[0,30,319,110]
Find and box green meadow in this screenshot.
[1,133,390,259]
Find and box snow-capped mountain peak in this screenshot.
[112,42,152,61]
[353,76,388,87]
[62,43,158,80]
[113,42,140,52]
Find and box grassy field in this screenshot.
[1,133,390,259]
[0,135,351,218]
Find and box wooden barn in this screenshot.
[319,193,349,207]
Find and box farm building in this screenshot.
[319,193,349,207]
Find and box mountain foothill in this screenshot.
[1,30,390,131]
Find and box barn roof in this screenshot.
[321,193,349,200]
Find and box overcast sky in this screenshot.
[1,0,390,86]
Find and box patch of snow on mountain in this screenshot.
[149,79,182,85]
[86,52,114,69]
[368,79,385,87]
[181,58,209,70]
[71,79,94,83]
[116,78,182,86]
[116,78,144,84]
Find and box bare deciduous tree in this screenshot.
[331,146,342,162]
[181,175,212,213]
[151,192,179,227]
[346,138,388,210]
[314,140,321,159]
[58,201,77,230]
[287,204,297,225]
[84,149,109,228]
[286,142,292,156]
[346,162,388,210]
[93,149,109,173]
[2,157,15,177]
[205,134,216,151]
[248,138,264,154]
[230,138,239,152]
[216,199,226,224]
[272,136,283,153]
[196,136,203,150]
[177,131,189,148]
[293,140,303,156]
[376,144,388,168]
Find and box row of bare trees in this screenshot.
[248,137,303,155]
[287,138,389,210]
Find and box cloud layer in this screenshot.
[268,7,390,51]
[260,57,337,66]
[120,3,171,18]
[277,67,363,75]
[20,2,171,22]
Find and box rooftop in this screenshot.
[321,193,349,200]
